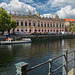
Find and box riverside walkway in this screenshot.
[68,68,73,75]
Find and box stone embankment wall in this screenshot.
[0,34,75,41]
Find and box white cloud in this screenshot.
[41,13,55,18]
[0,0,36,15]
[23,0,34,3]
[56,5,75,18]
[51,0,75,8]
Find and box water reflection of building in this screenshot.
[10,11,65,33]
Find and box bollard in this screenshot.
[62,49,68,75]
[49,59,52,75]
[15,62,28,75]
[73,50,75,75]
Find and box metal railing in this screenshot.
[15,49,75,75]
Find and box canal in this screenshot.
[0,38,75,75]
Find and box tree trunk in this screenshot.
[8,29,10,34]
[2,31,4,35]
[13,28,15,34]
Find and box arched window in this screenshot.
[17,29,19,31]
[21,29,23,32]
[48,30,49,32]
[29,29,31,32]
[34,29,37,32]
[53,30,55,32]
[38,29,40,32]
[56,30,58,32]
[25,29,27,32]
[45,30,46,32]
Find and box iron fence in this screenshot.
[15,49,75,75]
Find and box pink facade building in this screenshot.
[10,11,65,33]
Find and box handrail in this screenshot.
[27,60,50,72]
[68,65,74,72]
[52,54,64,61]
[67,49,75,74]
[68,58,74,63]
[68,49,75,54]
[15,49,75,75]
[52,65,64,74]
[27,54,64,72]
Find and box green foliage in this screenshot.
[67,22,75,32]
[71,24,75,31]
[0,7,17,34]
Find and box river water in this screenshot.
[0,38,75,75]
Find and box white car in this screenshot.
[61,32,67,34]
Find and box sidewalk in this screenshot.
[68,68,73,75]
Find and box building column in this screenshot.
[19,20,21,26]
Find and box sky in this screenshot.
[0,0,75,19]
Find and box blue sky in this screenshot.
[0,0,75,19]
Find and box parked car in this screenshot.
[20,32,31,35]
[48,32,56,35]
[0,32,3,35]
[3,33,8,36]
[40,32,44,35]
[58,32,62,34]
[61,32,67,34]
[31,32,37,35]
[14,32,21,35]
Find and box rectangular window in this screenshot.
[53,24,55,27]
[38,23,40,27]
[57,24,58,28]
[41,23,43,27]
[21,22,23,26]
[50,24,52,27]
[29,22,31,27]
[17,22,19,26]
[60,24,61,28]
[33,23,35,26]
[48,30,49,32]
[47,23,49,27]
[44,23,46,27]
[25,22,27,26]
[62,24,64,28]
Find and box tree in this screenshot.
[67,22,75,32]
[71,24,75,31]
[10,20,17,34]
[0,8,8,34]
[0,7,17,34]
